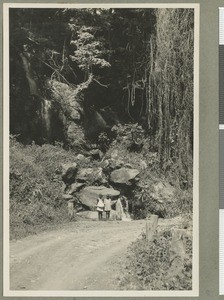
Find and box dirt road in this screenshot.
[10,220,145,290]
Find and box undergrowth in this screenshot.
[106,123,193,219]
[9,136,79,240]
[119,227,192,290]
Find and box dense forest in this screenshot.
[9,7,194,291]
[10,8,194,177]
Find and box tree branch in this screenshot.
[38,57,74,87]
[93,78,109,88]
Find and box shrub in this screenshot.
[9,136,77,239]
[119,228,192,290]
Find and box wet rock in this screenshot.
[110,168,140,184]
[61,162,78,184]
[79,186,120,210]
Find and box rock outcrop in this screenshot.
[76,167,106,185]
[60,153,141,219]
[61,162,78,184]
[110,167,140,185]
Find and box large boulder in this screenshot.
[110,167,140,185]
[79,186,120,210]
[76,154,91,164]
[76,168,93,182]
[61,162,78,184]
[100,159,124,174]
[109,159,124,170]
[76,167,106,185]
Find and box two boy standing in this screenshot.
[96,194,112,220]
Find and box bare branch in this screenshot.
[93,78,109,88]
[38,57,74,87]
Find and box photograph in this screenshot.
[3,3,199,297]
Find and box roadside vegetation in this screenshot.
[10,136,73,239]
[119,224,192,290]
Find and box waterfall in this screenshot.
[41,99,52,140]
[20,53,39,96]
[121,204,132,221]
[18,52,56,143]
[116,198,131,221]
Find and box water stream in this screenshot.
[41,99,52,140]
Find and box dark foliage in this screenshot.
[9,7,194,183]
